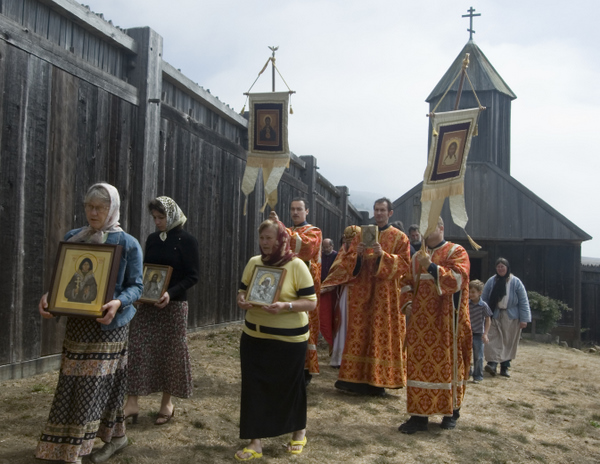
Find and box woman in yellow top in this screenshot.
[235,219,317,461]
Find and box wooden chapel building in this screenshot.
[390,39,591,347]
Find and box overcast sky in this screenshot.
[85,0,600,257]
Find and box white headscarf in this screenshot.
[156,196,187,241]
[68,183,123,243]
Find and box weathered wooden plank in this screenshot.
[2,0,23,22]
[0,41,26,365]
[0,15,138,104]
[162,62,248,128]
[93,88,110,180]
[160,104,246,161]
[21,54,51,361]
[34,0,51,39]
[35,0,137,53]
[75,79,99,217]
[46,7,62,43]
[41,66,78,356]
[22,0,37,32]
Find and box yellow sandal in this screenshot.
[234,448,263,461]
[286,436,307,455]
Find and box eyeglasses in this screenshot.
[84,203,109,213]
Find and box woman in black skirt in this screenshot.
[235,219,317,461]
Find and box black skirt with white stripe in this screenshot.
[239,332,307,439]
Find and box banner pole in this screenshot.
[268,45,278,92]
[453,53,470,110]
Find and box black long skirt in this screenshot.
[239,332,307,439]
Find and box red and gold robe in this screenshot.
[400,241,472,417]
[338,225,411,388]
[288,223,322,374]
[321,242,358,349]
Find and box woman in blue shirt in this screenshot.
[482,257,531,378]
[36,183,143,464]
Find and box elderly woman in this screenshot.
[483,257,531,378]
[124,197,199,425]
[37,183,143,464]
[235,219,317,461]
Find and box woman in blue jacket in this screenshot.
[483,257,531,378]
[37,183,143,464]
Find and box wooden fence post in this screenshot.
[125,27,162,244]
[300,155,317,214]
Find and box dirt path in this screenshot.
[1,325,600,463]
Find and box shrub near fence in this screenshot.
[527,291,572,335]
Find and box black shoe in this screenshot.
[304,370,313,386]
[366,385,386,397]
[335,381,377,396]
[334,380,360,394]
[398,416,428,434]
[484,365,496,377]
[440,409,460,430]
[500,369,510,378]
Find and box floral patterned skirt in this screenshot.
[35,318,128,462]
[127,300,193,398]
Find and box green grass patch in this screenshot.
[320,431,365,448]
[521,410,535,420]
[514,433,530,444]
[540,441,570,451]
[470,424,500,435]
[31,383,53,393]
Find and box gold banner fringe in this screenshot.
[246,155,290,169]
[421,183,464,202]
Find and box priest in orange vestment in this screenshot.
[271,198,322,384]
[334,198,411,396]
[398,217,472,433]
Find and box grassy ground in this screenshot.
[2,324,600,463]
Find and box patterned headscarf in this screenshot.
[155,196,187,241]
[260,220,295,267]
[68,183,123,243]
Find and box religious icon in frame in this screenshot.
[430,123,471,182]
[252,102,284,152]
[361,225,379,248]
[246,265,287,306]
[48,242,122,318]
[138,264,173,304]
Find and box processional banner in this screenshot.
[241,92,290,214]
[420,107,480,246]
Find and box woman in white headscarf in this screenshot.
[37,183,144,464]
[124,197,199,426]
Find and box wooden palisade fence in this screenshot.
[0,0,367,380]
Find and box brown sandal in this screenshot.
[154,409,174,425]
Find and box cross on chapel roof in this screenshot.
[462,6,481,41]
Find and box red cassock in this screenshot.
[288,224,322,374]
[337,226,410,388]
[400,241,472,417]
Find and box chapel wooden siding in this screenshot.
[0,0,362,380]
[581,263,600,344]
